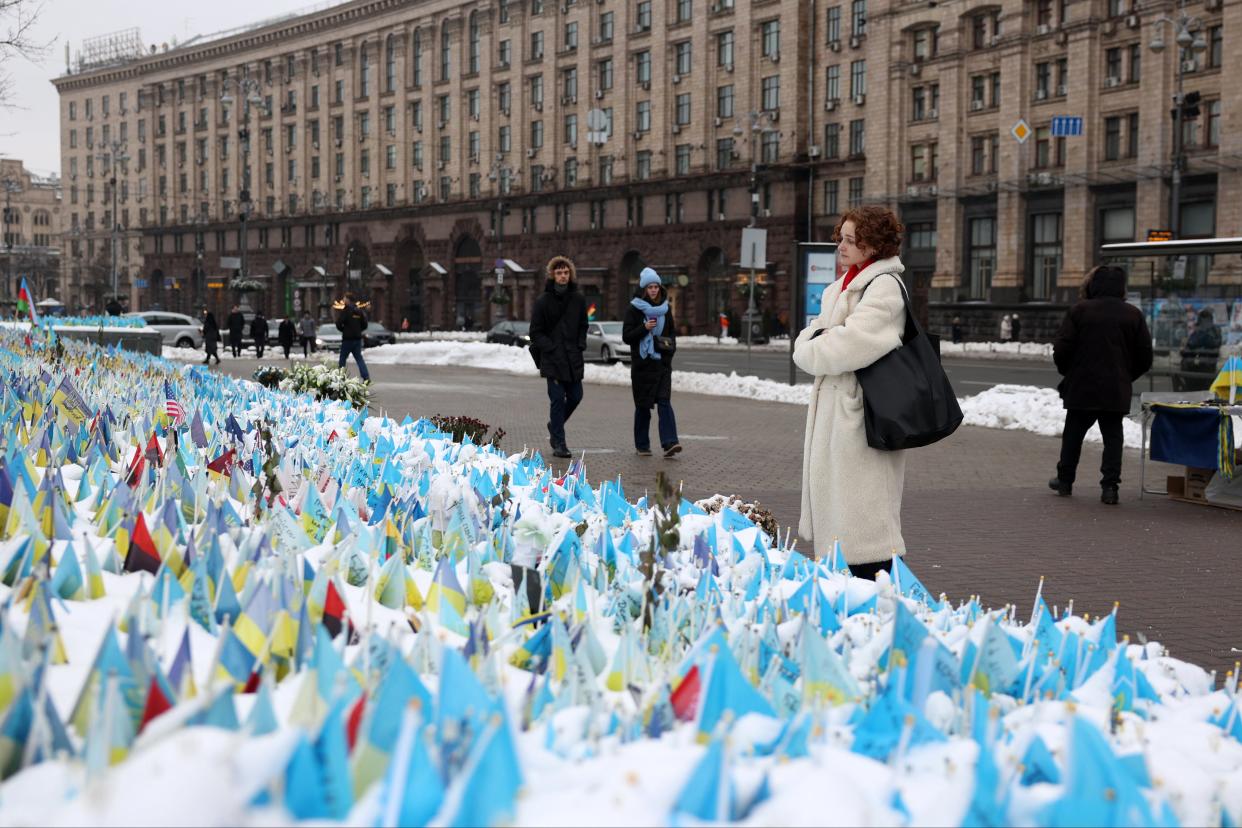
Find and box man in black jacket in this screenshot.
[1050,265,1153,504]
[226,304,246,357]
[336,292,371,381]
[529,256,587,459]
[250,311,269,360]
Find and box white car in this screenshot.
[125,311,204,349]
[586,321,631,364]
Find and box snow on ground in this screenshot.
[939,341,1054,360]
[3,329,1242,827]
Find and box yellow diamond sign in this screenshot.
[1011,119,1031,143]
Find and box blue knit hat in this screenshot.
[639,267,662,289]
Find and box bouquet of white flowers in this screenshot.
[278,360,371,407]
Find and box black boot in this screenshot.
[1048,477,1072,496]
[1101,485,1119,505]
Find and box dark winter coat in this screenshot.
[1053,268,1153,413]
[529,280,588,382]
[622,289,677,409]
[278,318,297,348]
[250,315,269,345]
[202,313,220,347]
[1180,313,1222,376]
[336,303,368,340]
[226,311,245,344]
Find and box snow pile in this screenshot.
[394,330,489,343]
[0,328,1240,827]
[941,341,1054,360]
[959,384,1144,448]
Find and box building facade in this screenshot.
[53,0,1240,337]
[0,158,64,309]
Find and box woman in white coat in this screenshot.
[793,206,909,580]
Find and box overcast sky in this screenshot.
[1,0,318,176]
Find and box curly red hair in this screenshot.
[832,205,904,260]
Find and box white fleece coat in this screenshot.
[793,257,908,565]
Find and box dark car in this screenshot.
[363,321,396,347]
[486,320,531,347]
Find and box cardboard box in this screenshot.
[1185,466,1214,500]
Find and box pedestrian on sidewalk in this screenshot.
[530,255,587,459]
[299,311,317,357]
[1050,265,1153,505]
[623,267,681,458]
[999,313,1013,342]
[250,311,269,360]
[1011,313,1022,342]
[278,316,297,359]
[226,304,245,357]
[336,292,371,382]
[951,315,964,344]
[793,205,909,580]
[200,307,221,365]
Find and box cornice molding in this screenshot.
[53,0,454,92]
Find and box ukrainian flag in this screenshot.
[1211,356,1242,402]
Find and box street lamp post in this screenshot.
[488,153,517,321]
[732,110,777,356]
[2,176,21,305]
[193,211,208,312]
[96,140,130,306]
[221,77,263,308]
[1149,2,1207,239]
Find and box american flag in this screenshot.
[164,380,186,423]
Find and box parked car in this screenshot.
[486,320,531,347]
[125,311,204,349]
[586,321,631,364]
[363,321,396,347]
[314,324,343,353]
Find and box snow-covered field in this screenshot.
[2,328,1241,826]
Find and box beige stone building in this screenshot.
[52,0,1240,337]
[0,158,64,308]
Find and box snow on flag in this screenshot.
[0,324,1234,827]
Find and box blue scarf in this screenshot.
[630,296,669,361]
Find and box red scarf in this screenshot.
[840,258,875,291]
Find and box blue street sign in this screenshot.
[1051,116,1083,137]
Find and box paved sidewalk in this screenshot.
[218,357,1241,677]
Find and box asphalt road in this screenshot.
[674,347,1178,396]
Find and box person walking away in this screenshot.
[623,267,682,458]
[1011,313,1022,342]
[278,316,297,359]
[250,311,269,360]
[793,205,909,581]
[1049,265,1153,505]
[336,292,371,381]
[951,315,964,345]
[105,297,123,316]
[201,308,221,365]
[1175,308,1222,392]
[999,313,1013,343]
[226,304,245,358]
[299,311,317,357]
[529,255,588,459]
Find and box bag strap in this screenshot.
[859,273,921,344]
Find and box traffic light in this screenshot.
[1182,91,1202,120]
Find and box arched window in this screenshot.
[385,34,396,93]
[440,22,451,82]
[412,28,423,87]
[468,12,480,74]
[360,42,371,97]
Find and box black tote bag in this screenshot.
[853,275,963,450]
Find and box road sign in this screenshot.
[1050,116,1083,137]
[586,108,610,146]
[740,227,767,270]
[1011,119,1031,143]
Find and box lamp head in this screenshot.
[1176,28,1194,47]
[1149,36,1165,51]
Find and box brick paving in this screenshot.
[220,356,1241,678]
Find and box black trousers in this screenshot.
[849,558,893,581]
[510,565,543,616]
[1058,409,1124,488]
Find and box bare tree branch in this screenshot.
[0,0,49,107]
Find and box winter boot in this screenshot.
[1100,486,1119,505]
[1048,477,1072,496]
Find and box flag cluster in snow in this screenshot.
[0,327,1240,828]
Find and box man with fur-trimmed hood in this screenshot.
[529,255,588,459]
